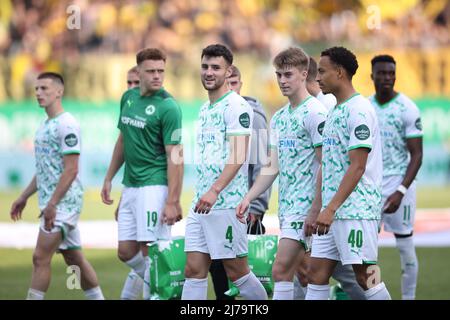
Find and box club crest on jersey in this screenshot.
[239,112,250,128]
[64,134,78,147]
[354,125,370,140]
[145,105,155,115]
[318,121,325,135]
[415,118,422,130]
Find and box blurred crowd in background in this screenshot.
[0,0,449,187]
[0,0,449,103]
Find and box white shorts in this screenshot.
[381,176,416,235]
[39,211,81,251]
[279,213,311,251]
[118,185,170,242]
[311,219,379,265]
[184,208,248,260]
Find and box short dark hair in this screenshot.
[273,47,309,71]
[371,54,396,68]
[321,46,358,78]
[228,65,241,78]
[37,72,64,86]
[136,48,167,65]
[306,57,318,82]
[201,44,233,65]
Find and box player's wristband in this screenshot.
[396,184,407,196]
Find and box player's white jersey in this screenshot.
[322,93,382,220]
[193,90,253,210]
[269,96,327,218]
[316,91,337,110]
[369,93,423,177]
[34,112,83,214]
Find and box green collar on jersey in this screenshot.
[374,92,400,108]
[209,90,233,109]
[335,92,360,108]
[288,95,313,114]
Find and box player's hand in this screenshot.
[248,212,261,224]
[383,191,403,214]
[304,205,321,237]
[313,207,335,236]
[194,188,218,214]
[101,180,113,205]
[163,201,181,225]
[236,197,250,224]
[10,196,27,221]
[43,203,57,231]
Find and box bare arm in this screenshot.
[305,147,322,236]
[162,144,184,225]
[195,135,250,214]
[10,175,37,221]
[101,133,125,205]
[315,148,369,235]
[384,137,423,213]
[42,154,80,230]
[245,147,278,202]
[248,111,272,218]
[236,147,278,221]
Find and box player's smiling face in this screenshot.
[317,56,339,95]
[275,65,306,98]
[201,56,231,91]
[372,62,396,94]
[35,78,63,108]
[138,59,165,94]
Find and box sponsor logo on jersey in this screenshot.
[64,134,78,147]
[35,145,51,154]
[239,112,250,128]
[415,118,422,130]
[121,116,146,129]
[318,121,325,135]
[323,137,339,146]
[279,138,297,148]
[380,130,394,138]
[198,131,216,142]
[145,104,155,115]
[354,124,370,140]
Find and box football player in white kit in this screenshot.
[306,47,391,300]
[369,54,423,300]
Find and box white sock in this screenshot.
[396,237,418,300]
[84,286,105,300]
[120,269,144,300]
[293,276,306,300]
[273,281,294,300]
[143,256,151,300]
[364,282,391,300]
[305,284,330,300]
[125,252,146,279]
[181,278,208,300]
[26,288,45,300]
[233,272,268,300]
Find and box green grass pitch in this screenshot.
[1,247,449,299]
